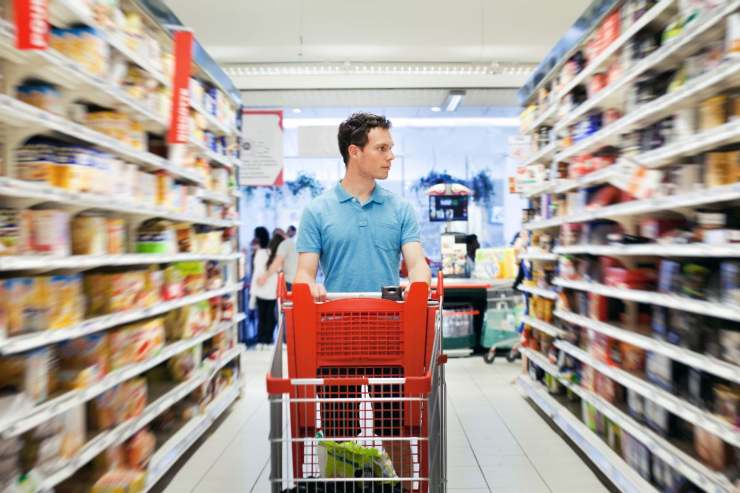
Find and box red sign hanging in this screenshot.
[14,0,49,50]
[167,30,194,144]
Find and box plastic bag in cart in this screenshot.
[317,437,397,483]
[283,480,403,493]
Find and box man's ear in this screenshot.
[349,144,361,160]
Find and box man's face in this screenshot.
[350,127,395,180]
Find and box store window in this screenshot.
[239,107,525,260]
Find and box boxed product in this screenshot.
[85,270,148,316]
[91,469,146,493]
[26,209,71,256]
[72,213,107,255]
[57,333,109,390]
[621,431,652,482]
[714,384,740,427]
[694,425,733,470]
[17,81,63,115]
[108,318,164,370]
[0,348,52,403]
[89,388,125,430]
[0,277,50,335]
[720,261,740,306]
[135,219,177,254]
[0,208,29,256]
[165,301,212,340]
[626,388,645,423]
[167,349,197,382]
[125,429,155,469]
[106,217,127,254]
[175,261,206,295]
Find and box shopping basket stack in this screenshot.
[267,274,447,493]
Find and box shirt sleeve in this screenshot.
[296,207,322,254]
[400,201,421,246]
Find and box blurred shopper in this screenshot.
[286,225,297,238]
[258,226,298,290]
[465,234,480,276]
[251,233,284,347]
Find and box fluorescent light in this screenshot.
[443,90,466,112]
[431,107,441,112]
[282,117,519,129]
[224,62,537,77]
[292,108,302,114]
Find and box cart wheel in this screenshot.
[483,351,496,364]
[506,349,520,363]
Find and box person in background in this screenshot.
[508,229,531,363]
[286,225,297,238]
[257,226,298,291]
[246,227,270,345]
[465,234,480,276]
[250,233,284,348]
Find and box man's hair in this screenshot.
[337,113,391,165]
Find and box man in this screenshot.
[295,112,431,296]
[294,113,431,485]
[256,227,298,290]
[286,225,296,238]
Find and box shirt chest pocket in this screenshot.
[372,220,401,252]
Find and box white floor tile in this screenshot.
[447,466,489,489]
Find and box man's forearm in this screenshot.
[408,262,432,286]
[293,269,316,285]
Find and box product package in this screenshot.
[26,209,71,256]
[0,348,53,403]
[85,270,148,316]
[71,213,107,255]
[57,333,109,390]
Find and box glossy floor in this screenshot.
[154,348,611,493]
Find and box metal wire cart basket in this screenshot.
[267,274,448,492]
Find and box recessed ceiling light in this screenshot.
[292,108,302,114]
[431,107,441,112]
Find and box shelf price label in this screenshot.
[14,0,48,50]
[168,30,194,145]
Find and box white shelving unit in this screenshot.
[0,1,247,491]
[517,1,740,491]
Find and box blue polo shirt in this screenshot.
[296,182,421,293]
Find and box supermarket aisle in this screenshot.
[157,350,611,493]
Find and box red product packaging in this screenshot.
[621,342,646,373]
[600,10,621,47]
[639,218,687,241]
[589,73,608,96]
[589,293,609,321]
[604,267,656,290]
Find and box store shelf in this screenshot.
[0,253,241,272]
[555,339,740,453]
[554,243,740,258]
[191,101,234,136]
[553,277,740,322]
[522,180,563,198]
[520,347,559,375]
[526,182,740,230]
[199,190,235,205]
[0,315,245,438]
[40,346,243,490]
[557,0,676,100]
[145,383,240,492]
[189,137,235,169]
[556,57,740,162]
[521,316,565,338]
[519,250,559,262]
[48,0,170,87]
[518,284,559,300]
[0,284,242,355]
[520,142,557,168]
[0,20,169,132]
[522,103,559,136]
[554,0,738,132]
[553,309,740,383]
[640,120,740,169]
[517,375,660,493]
[0,178,236,228]
[0,94,202,184]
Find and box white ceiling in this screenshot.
[166,0,590,93]
[167,0,589,64]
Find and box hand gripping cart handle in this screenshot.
[267,273,447,492]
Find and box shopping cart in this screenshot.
[267,274,447,492]
[482,287,524,364]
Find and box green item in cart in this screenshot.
[318,434,398,483]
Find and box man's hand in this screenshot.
[256,273,267,286]
[309,282,328,301]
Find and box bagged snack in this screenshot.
[175,261,206,295]
[167,349,197,382]
[91,469,146,493]
[49,274,84,330]
[165,301,211,340]
[85,270,147,316]
[120,379,147,421]
[317,437,398,483]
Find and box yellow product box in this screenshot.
[91,469,146,493]
[155,172,173,210]
[106,217,127,255]
[49,274,84,330]
[85,270,147,316]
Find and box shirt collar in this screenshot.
[334,182,386,204]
